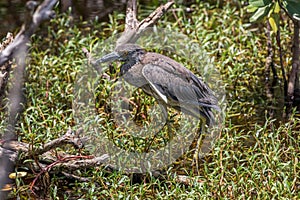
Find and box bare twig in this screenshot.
[1,129,110,193]
[90,0,174,68]
[1,129,85,158]
[174,174,206,186]
[1,129,109,167]
[0,147,18,163]
[29,155,104,191]
[0,0,57,66]
[0,33,14,102]
[57,154,109,170]
[61,171,91,182]
[30,128,85,157]
[276,28,287,98]
[125,0,139,31]
[265,21,277,117]
[137,1,174,32]
[116,0,174,46]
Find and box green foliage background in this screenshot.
[1,1,299,199]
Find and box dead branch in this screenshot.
[1,129,110,191]
[264,20,278,118]
[276,28,287,98]
[0,130,78,160]
[1,129,84,157]
[61,171,91,182]
[0,147,17,163]
[57,155,109,170]
[0,33,14,102]
[286,20,300,116]
[0,0,57,66]
[0,1,58,197]
[29,128,85,157]
[91,0,174,69]
[125,0,139,31]
[116,0,174,46]
[138,1,174,32]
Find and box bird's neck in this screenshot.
[120,51,145,75]
[120,59,137,75]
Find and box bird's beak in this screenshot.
[96,51,120,64]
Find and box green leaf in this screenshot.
[250,4,272,22]
[283,0,300,21]
[249,0,272,7]
[247,5,259,13]
[269,15,279,32]
[267,2,280,33]
[274,1,280,13]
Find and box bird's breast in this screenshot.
[121,62,147,88]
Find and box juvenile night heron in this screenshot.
[96,43,220,126]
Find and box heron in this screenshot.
[95,43,220,164]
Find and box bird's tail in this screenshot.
[201,107,217,127]
[180,105,219,127]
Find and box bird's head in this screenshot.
[97,44,145,63]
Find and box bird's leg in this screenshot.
[161,105,174,163]
[144,104,168,153]
[132,94,140,123]
[192,118,206,174]
[159,103,168,122]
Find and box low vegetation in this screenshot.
[1,1,299,199]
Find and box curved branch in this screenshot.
[0,0,58,66]
[116,0,174,46]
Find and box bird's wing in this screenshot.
[141,64,219,110]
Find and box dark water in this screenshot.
[0,0,127,39]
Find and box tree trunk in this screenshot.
[286,20,300,117]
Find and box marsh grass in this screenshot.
[4,2,299,199]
